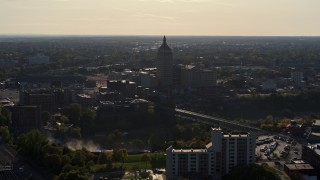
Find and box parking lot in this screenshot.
[256,134,302,163]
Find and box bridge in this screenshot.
[175,108,265,133]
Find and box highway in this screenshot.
[175,108,263,132]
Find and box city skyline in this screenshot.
[1,0,320,36]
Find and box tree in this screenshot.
[0,108,11,126]
[79,107,96,135]
[68,127,81,138]
[43,154,62,173]
[141,154,151,172]
[71,150,86,167]
[61,103,82,125]
[60,115,69,124]
[223,164,281,180]
[42,111,51,125]
[98,151,113,164]
[113,149,128,167]
[131,165,139,179]
[0,108,11,122]
[0,126,11,142]
[16,130,49,161]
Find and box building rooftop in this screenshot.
[206,142,212,149]
[307,143,320,156]
[313,120,320,127]
[292,160,306,164]
[0,99,14,107]
[223,134,249,138]
[184,65,196,70]
[311,132,320,137]
[172,148,208,153]
[130,99,149,104]
[284,163,314,170]
[77,94,92,98]
[211,127,222,131]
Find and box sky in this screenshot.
[1,0,320,36]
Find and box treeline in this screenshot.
[223,164,281,180]
[238,115,316,132]
[16,130,152,179]
[248,90,320,113]
[220,89,320,119]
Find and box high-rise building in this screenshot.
[157,36,173,87]
[180,65,217,88]
[166,128,256,180]
[7,105,42,134]
[302,143,320,170]
[20,89,56,113]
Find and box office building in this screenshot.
[166,128,256,180]
[8,105,42,134]
[20,89,56,113]
[308,120,320,143]
[180,65,216,88]
[302,143,320,170]
[157,36,173,87]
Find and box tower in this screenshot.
[157,36,173,87]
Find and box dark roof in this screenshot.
[159,36,171,51]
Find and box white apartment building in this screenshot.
[166,128,256,180]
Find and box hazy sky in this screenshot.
[1,0,319,36]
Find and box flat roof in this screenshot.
[314,120,320,127]
[172,149,208,153]
[285,164,314,170]
[311,132,320,137]
[223,134,249,138]
[292,160,306,164]
[307,143,320,156]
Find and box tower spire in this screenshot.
[163,35,166,44]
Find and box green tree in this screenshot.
[71,150,86,167]
[44,154,62,173]
[0,108,11,126]
[79,107,96,135]
[0,126,11,142]
[68,127,81,138]
[113,149,128,167]
[42,111,51,125]
[1,108,11,121]
[61,103,82,126]
[131,165,139,179]
[17,130,48,161]
[98,151,113,164]
[141,154,151,172]
[223,164,281,180]
[60,115,69,124]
